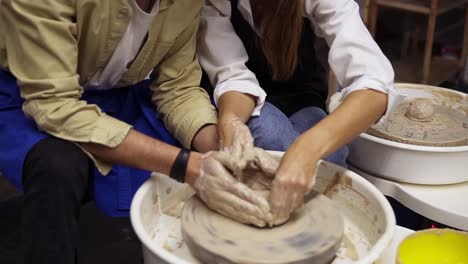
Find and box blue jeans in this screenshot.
[247,102,348,167]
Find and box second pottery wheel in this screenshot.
[181,192,344,264]
[347,83,468,185]
[368,98,468,147]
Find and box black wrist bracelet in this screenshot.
[169,148,191,183]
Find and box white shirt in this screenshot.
[197,0,405,119]
[86,0,160,90]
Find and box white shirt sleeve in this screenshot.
[305,0,406,122]
[197,0,266,116]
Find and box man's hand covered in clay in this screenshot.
[195,151,273,227]
[194,146,310,228]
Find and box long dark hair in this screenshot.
[251,0,304,80]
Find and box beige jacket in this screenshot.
[0,0,217,174]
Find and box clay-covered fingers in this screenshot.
[197,179,272,227]
[197,151,272,226]
[231,119,254,151]
[208,190,271,227]
[269,173,308,225]
[252,148,279,177]
[223,119,255,173]
[202,151,236,177]
[224,181,271,213]
[197,151,240,195]
[205,175,271,217]
[198,191,269,227]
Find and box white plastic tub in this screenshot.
[130,152,396,264]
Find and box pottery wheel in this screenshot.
[181,192,344,264]
[368,99,468,147]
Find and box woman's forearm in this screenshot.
[296,89,387,160]
[218,91,256,124]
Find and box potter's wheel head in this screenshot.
[181,192,344,264]
[368,99,468,147]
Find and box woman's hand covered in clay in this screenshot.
[218,117,256,174]
[195,151,272,227]
[269,138,319,225]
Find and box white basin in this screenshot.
[130,152,396,264]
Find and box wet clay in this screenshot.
[368,98,468,146]
[200,148,289,227]
[405,98,435,122]
[181,194,344,264]
[196,151,273,228]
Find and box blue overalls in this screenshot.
[0,70,180,217]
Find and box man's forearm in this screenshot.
[218,91,256,124]
[80,129,182,176]
[297,89,387,160]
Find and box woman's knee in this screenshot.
[324,145,349,168]
[289,107,328,134]
[247,103,298,151]
[22,137,90,194]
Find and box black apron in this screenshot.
[201,0,328,117]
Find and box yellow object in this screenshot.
[397,229,468,264]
